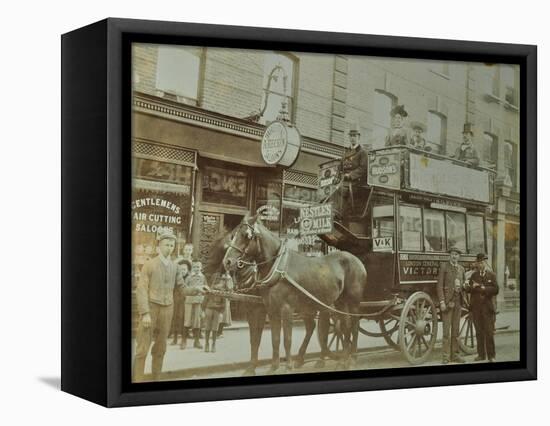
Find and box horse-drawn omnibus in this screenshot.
[317,145,496,365]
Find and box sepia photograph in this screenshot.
[130,43,521,383]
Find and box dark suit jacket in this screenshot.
[467,270,499,312]
[454,144,480,166]
[342,145,368,182]
[437,261,466,305]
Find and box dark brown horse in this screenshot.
[203,230,267,376]
[223,214,367,372]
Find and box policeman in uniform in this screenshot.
[465,253,499,362]
[453,122,480,167]
[133,231,204,382]
[437,247,466,364]
[341,125,368,216]
[385,105,409,147]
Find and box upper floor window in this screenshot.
[504,141,518,190]
[259,53,296,125]
[501,66,518,107]
[481,132,497,167]
[155,46,201,103]
[426,111,447,154]
[372,91,395,149]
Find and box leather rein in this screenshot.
[224,223,365,317]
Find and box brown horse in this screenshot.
[203,230,267,376]
[223,214,367,372]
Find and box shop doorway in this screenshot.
[196,211,246,266]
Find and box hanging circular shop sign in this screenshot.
[261,121,301,167]
[256,204,280,222]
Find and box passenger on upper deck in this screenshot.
[452,122,480,167]
[409,121,432,152]
[385,105,409,147]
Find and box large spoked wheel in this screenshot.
[317,316,344,353]
[457,293,477,355]
[378,308,402,350]
[398,292,438,365]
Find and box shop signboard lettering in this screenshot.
[257,204,280,222]
[373,236,393,252]
[368,150,401,189]
[202,166,248,206]
[400,259,441,283]
[261,121,301,167]
[298,203,333,236]
[132,195,186,234]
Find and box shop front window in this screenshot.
[424,208,446,252]
[445,211,466,253]
[132,160,194,287]
[255,180,282,235]
[202,166,248,207]
[467,214,485,255]
[399,205,422,251]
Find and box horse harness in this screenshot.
[225,224,364,318]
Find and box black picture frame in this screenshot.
[61,18,537,407]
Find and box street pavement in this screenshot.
[134,309,520,381]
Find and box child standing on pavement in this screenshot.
[182,261,207,349]
[202,271,231,353]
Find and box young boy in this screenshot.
[182,261,207,349]
[201,271,231,353]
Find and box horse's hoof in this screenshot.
[268,364,280,373]
[242,367,256,377]
[294,357,305,369]
[314,359,326,369]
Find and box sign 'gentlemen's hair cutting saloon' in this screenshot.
[261,121,301,167]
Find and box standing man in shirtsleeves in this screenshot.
[437,247,466,364]
[133,231,204,382]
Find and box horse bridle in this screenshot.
[224,221,284,278]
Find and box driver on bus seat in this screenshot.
[341,125,369,217]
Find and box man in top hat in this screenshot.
[409,121,431,152]
[437,246,466,364]
[464,253,499,362]
[453,123,480,167]
[133,231,205,382]
[385,105,409,147]
[340,125,369,216]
